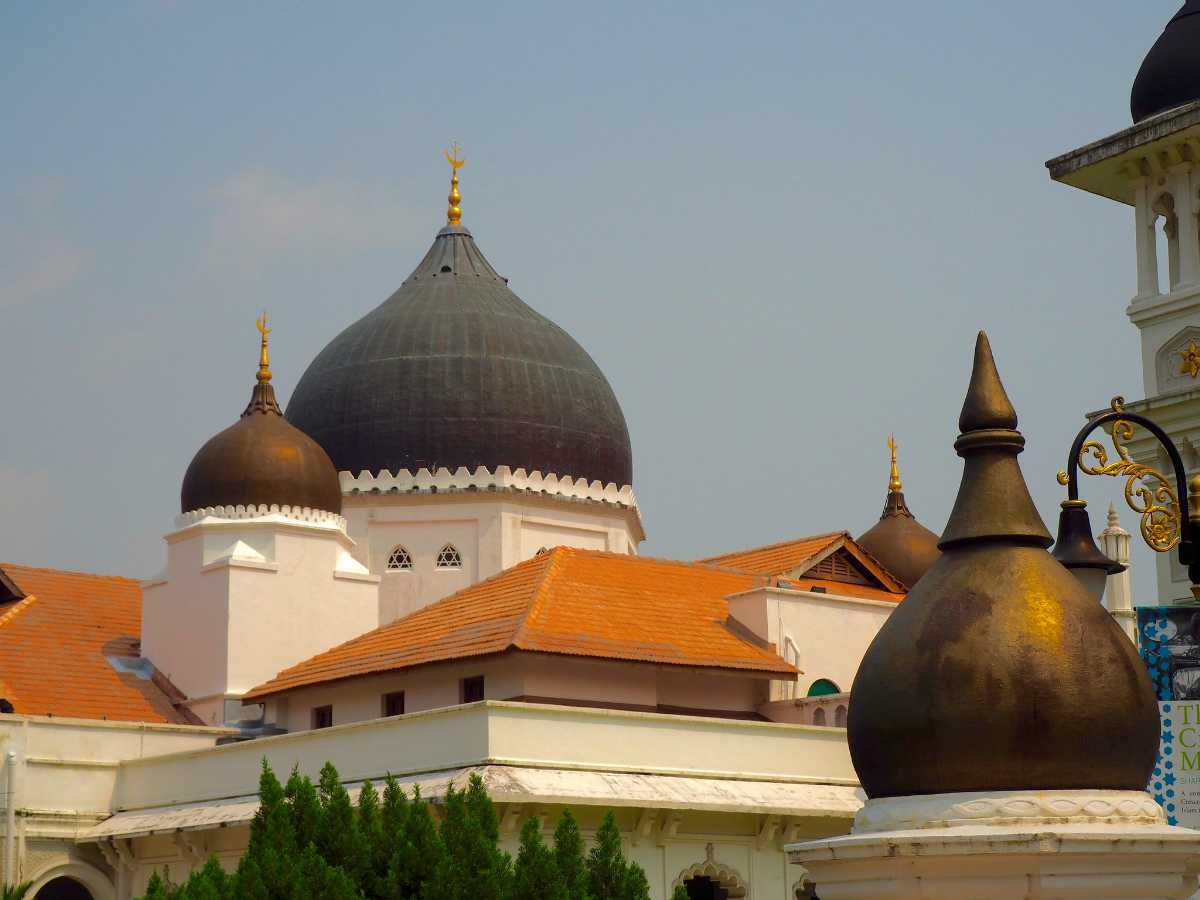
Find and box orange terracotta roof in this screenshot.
[246,548,796,700]
[699,532,845,575]
[0,564,197,724]
[699,531,907,597]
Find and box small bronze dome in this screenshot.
[847,333,1159,798]
[181,317,342,515]
[1132,2,1200,123]
[857,438,941,589]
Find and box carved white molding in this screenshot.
[176,504,347,531]
[339,465,638,510]
[853,789,1165,834]
[1156,325,1200,393]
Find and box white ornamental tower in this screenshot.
[1047,3,1200,604]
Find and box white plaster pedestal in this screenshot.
[786,790,1200,899]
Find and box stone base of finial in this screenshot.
[787,790,1200,899]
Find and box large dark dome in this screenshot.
[1132,2,1200,122]
[286,224,633,487]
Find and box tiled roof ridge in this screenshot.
[511,548,570,649]
[0,594,38,629]
[1,562,140,585]
[546,545,767,578]
[697,531,847,564]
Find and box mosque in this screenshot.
[4,4,1200,899]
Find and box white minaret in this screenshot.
[1047,7,1200,605]
[1100,503,1137,643]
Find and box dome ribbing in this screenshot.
[286,224,633,487]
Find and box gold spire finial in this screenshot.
[445,143,464,225]
[887,434,903,493]
[255,312,271,383]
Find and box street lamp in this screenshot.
[1055,396,1200,602]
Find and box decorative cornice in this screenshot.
[339,465,639,511]
[853,789,1164,834]
[176,504,347,531]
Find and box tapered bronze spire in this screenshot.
[939,332,1052,548]
[847,331,1158,798]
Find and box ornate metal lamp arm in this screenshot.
[1058,398,1196,581]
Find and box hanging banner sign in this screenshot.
[1137,606,1200,828]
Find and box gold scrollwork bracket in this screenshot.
[1056,396,1181,553]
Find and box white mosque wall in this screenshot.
[342,490,642,624]
[142,515,380,726]
[91,702,858,900]
[259,653,773,733]
[727,586,894,702]
[0,714,230,892]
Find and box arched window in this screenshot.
[807,678,840,697]
[386,546,413,570]
[812,707,827,727]
[1154,192,1181,290]
[835,704,848,727]
[436,543,463,569]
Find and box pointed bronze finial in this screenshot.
[938,330,1051,548]
[445,143,464,225]
[887,434,903,493]
[958,331,1018,432]
[256,312,272,384]
[244,313,282,417]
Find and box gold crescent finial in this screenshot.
[445,143,464,225]
[887,434,903,493]
[255,311,271,383]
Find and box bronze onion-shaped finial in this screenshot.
[847,331,1159,798]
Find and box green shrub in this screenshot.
[136,761,650,900]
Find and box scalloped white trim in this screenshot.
[339,465,638,509]
[176,504,347,531]
[852,789,1165,834]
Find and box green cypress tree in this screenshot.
[297,843,364,900]
[670,886,690,900]
[286,766,322,853]
[236,759,300,898]
[316,761,369,890]
[387,784,444,899]
[512,817,567,900]
[427,779,510,900]
[176,857,231,900]
[618,862,650,900]
[586,813,627,900]
[380,774,409,849]
[552,810,590,900]
[141,870,176,900]
[356,779,388,897]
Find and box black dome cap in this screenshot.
[286,225,633,487]
[1132,2,1200,122]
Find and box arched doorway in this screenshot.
[36,877,95,900]
[673,844,747,899]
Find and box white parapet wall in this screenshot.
[72,701,861,900]
[0,714,232,895]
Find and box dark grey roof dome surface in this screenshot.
[1132,2,1200,122]
[286,224,633,487]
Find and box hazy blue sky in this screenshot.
[0,2,1183,601]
